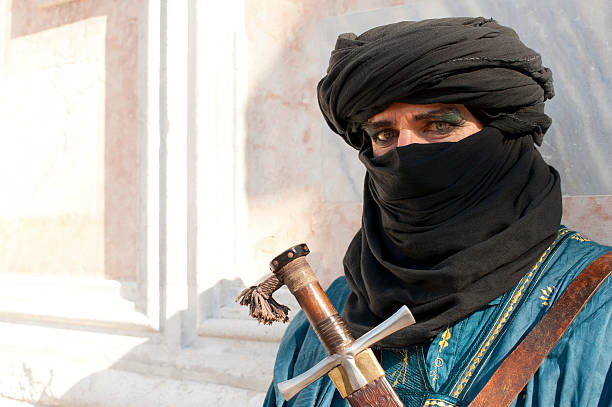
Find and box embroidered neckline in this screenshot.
[423,398,459,407]
[450,228,570,399]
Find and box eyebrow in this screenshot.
[361,107,462,128]
[361,120,394,129]
[414,107,462,121]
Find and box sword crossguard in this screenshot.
[278,305,415,400]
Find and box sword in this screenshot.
[237,244,415,406]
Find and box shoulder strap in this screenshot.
[469,250,612,407]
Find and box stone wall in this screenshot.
[0,0,609,406]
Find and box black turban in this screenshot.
[317,17,554,147]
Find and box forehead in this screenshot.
[368,103,463,123]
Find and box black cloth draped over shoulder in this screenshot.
[317,17,562,348]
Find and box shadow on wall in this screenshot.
[19,277,275,407]
[9,0,142,283]
[5,1,314,406]
[26,1,359,404]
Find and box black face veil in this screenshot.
[317,17,562,348]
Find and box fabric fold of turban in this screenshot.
[317,17,555,147]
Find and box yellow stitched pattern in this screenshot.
[430,326,451,385]
[450,229,569,398]
[390,350,409,386]
[423,399,458,407]
[539,286,555,306]
[416,346,432,392]
[570,233,591,242]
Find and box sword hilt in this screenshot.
[270,244,354,354]
[239,244,414,405]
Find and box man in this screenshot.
[263,17,611,406]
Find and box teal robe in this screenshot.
[263,228,612,407]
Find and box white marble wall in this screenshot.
[0,0,609,406]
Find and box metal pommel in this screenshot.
[236,243,311,325]
[270,243,310,273]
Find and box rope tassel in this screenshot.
[236,274,290,324]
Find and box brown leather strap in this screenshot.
[469,251,612,407]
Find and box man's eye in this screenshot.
[432,122,454,134]
[371,129,398,144]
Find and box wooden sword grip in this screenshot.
[277,256,403,406]
[271,245,354,354]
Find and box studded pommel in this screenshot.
[269,243,310,273]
